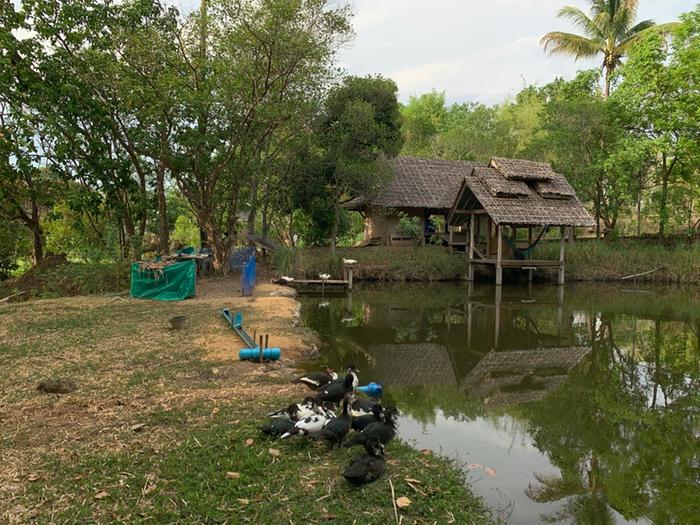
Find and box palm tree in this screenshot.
[541,0,671,97]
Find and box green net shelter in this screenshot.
[130,259,196,301]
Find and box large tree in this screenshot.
[541,0,673,97]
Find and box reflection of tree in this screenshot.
[523,313,700,525]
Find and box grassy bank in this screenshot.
[0,292,492,524]
[275,246,468,281]
[535,239,700,283]
[275,240,700,284]
[0,255,130,299]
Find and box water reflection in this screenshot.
[300,283,700,525]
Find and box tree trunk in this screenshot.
[330,202,339,254]
[658,153,671,238]
[156,162,169,254]
[595,181,602,238]
[247,171,259,241]
[604,67,611,99]
[636,192,642,238]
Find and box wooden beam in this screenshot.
[558,225,566,286]
[467,213,475,281]
[496,224,503,286]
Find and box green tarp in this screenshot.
[130,259,196,301]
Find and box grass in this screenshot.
[535,238,700,283]
[0,291,492,524]
[0,256,130,299]
[275,246,468,282]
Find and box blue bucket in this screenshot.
[239,347,282,361]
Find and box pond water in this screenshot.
[299,283,700,525]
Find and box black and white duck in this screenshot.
[267,397,316,421]
[342,436,386,486]
[292,367,337,391]
[259,418,295,438]
[280,411,334,439]
[344,407,398,448]
[351,403,384,431]
[327,365,360,389]
[314,395,352,448]
[314,373,354,405]
[350,397,380,418]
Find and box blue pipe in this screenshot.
[239,347,282,361]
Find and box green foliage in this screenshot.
[401,90,448,156]
[397,212,422,242]
[0,219,24,280]
[170,215,200,250]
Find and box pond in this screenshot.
[299,282,700,525]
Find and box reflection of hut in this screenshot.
[461,347,590,407]
[368,343,457,387]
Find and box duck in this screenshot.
[351,403,384,432]
[315,373,354,405]
[314,395,352,448]
[344,407,398,448]
[292,368,338,391]
[319,273,331,281]
[342,436,386,486]
[267,397,316,421]
[259,418,295,438]
[280,412,333,439]
[327,365,359,389]
[350,396,379,417]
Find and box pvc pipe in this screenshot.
[239,347,282,361]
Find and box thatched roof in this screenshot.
[344,157,482,212]
[449,159,594,227]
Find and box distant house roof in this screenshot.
[344,157,482,212]
[449,159,595,227]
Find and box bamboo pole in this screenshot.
[495,224,503,286]
[467,214,475,281]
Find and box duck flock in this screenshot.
[259,365,398,486]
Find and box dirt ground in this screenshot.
[0,277,319,522]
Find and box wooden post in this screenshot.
[448,224,454,254]
[527,226,534,283]
[467,214,475,281]
[494,283,502,348]
[347,266,353,291]
[495,224,503,286]
[486,218,491,257]
[558,226,566,285]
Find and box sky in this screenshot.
[336,0,696,104]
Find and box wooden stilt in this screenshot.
[527,226,534,283]
[558,226,566,285]
[467,214,475,281]
[449,224,454,254]
[494,284,502,348]
[495,224,503,286]
[486,218,491,257]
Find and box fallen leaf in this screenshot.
[467,463,482,470]
[237,498,250,505]
[244,438,254,446]
[142,482,156,495]
[420,449,433,456]
[484,467,498,477]
[94,491,109,500]
[268,448,281,457]
[27,474,40,482]
[396,496,412,508]
[130,423,146,432]
[233,419,241,424]
[211,407,220,415]
[225,472,241,480]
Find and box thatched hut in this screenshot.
[344,157,481,245]
[448,158,594,284]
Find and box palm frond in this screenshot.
[556,6,604,40]
[616,20,669,54]
[541,31,602,60]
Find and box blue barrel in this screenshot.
[356,382,383,397]
[239,347,282,361]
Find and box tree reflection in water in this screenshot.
[300,283,700,525]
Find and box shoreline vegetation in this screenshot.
[0,282,492,524]
[274,240,700,285]
[1,239,699,302]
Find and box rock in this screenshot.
[36,378,78,394]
